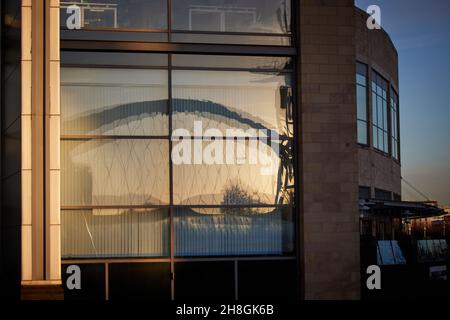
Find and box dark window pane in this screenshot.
[172,0,291,34]
[372,95,377,126]
[62,264,105,300]
[61,209,170,258]
[375,188,392,201]
[238,260,298,300]
[359,186,371,199]
[356,62,367,77]
[61,68,169,136]
[174,207,294,256]
[61,140,170,206]
[109,263,171,300]
[175,261,235,300]
[60,0,168,30]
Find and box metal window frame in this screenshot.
[60,54,299,281]
[59,0,299,301]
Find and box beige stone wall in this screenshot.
[355,8,401,196]
[299,0,361,300]
[358,149,402,196]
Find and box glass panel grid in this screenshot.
[61,54,296,259]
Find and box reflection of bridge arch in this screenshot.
[63,98,288,150]
[63,99,293,205]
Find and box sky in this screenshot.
[356,0,450,206]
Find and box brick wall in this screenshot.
[299,0,361,300]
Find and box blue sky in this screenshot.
[356,0,450,206]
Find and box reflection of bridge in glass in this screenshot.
[63,99,294,206]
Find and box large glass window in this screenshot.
[356,62,368,145]
[60,0,292,45]
[61,53,296,259]
[371,70,389,153]
[391,88,400,160]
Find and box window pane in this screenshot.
[357,85,367,121]
[384,132,389,153]
[172,70,293,138]
[372,127,378,149]
[377,99,383,128]
[60,0,168,30]
[356,62,367,78]
[61,68,169,136]
[172,0,291,34]
[61,209,170,258]
[172,139,294,205]
[61,52,168,68]
[172,55,292,71]
[356,74,366,86]
[372,94,377,124]
[62,140,170,206]
[174,207,294,256]
[358,120,367,145]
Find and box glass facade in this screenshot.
[60,54,296,259]
[60,0,292,45]
[356,62,368,145]
[371,70,389,153]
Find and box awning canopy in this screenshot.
[359,199,446,218]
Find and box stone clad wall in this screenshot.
[299,0,361,300]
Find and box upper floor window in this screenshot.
[60,0,292,46]
[356,62,368,145]
[371,70,389,154]
[391,88,400,160]
[61,0,168,30]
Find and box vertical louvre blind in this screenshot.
[174,208,294,256]
[62,209,170,258]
